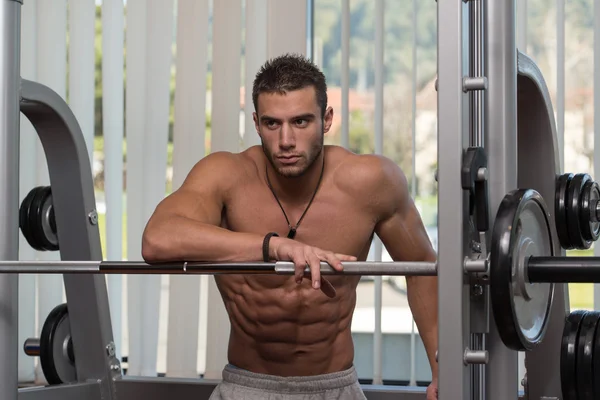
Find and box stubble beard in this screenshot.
[262,132,324,178]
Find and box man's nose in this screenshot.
[279,123,295,149]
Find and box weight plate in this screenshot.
[28,187,49,250]
[576,311,600,400]
[561,310,588,400]
[580,180,600,243]
[20,186,58,251]
[593,312,600,400]
[491,188,554,351]
[40,303,76,385]
[555,173,574,249]
[567,173,592,249]
[31,186,58,251]
[19,187,40,251]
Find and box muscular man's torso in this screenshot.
[214,146,378,376]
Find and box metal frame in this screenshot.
[1,2,22,399]
[19,382,102,400]
[4,2,119,399]
[484,1,519,399]
[436,0,471,399]
[515,51,567,399]
[19,77,121,396]
[0,1,567,400]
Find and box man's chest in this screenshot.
[223,184,375,255]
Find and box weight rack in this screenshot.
[0,1,573,399]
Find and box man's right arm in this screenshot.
[141,151,356,294]
[141,152,265,263]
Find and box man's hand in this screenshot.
[270,237,357,297]
[426,378,438,399]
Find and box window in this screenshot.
[313,0,437,385]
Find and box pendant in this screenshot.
[287,228,297,239]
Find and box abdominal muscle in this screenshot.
[214,274,360,377]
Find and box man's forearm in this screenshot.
[406,275,439,379]
[142,214,266,263]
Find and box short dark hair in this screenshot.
[252,53,328,118]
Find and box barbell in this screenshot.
[0,260,438,276]
[6,188,600,354]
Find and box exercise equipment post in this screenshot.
[3,0,121,398]
[436,0,478,398]
[485,1,519,399]
[0,2,22,399]
[437,0,567,398]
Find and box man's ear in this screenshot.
[253,112,260,133]
[323,106,334,133]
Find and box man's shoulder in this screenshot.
[193,148,258,171]
[330,150,409,215]
[331,149,406,190]
[185,148,260,188]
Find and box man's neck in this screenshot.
[265,152,325,204]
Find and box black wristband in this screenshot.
[263,232,279,262]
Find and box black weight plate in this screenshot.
[19,187,41,251]
[593,311,600,400]
[40,303,77,385]
[31,186,58,251]
[580,180,595,242]
[567,173,592,250]
[29,187,47,251]
[561,309,588,400]
[576,311,600,400]
[581,180,600,242]
[555,173,574,249]
[28,187,51,251]
[490,188,554,351]
[590,182,600,241]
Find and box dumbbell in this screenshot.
[555,173,600,250]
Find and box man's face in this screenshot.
[253,86,333,178]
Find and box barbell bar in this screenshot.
[0,257,595,281]
[0,260,438,276]
[1,256,600,281]
[527,257,600,283]
[23,338,40,357]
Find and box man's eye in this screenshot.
[266,121,278,128]
[295,119,308,127]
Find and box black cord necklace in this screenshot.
[265,156,325,239]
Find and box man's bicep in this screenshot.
[376,201,436,263]
[365,157,436,262]
[152,154,231,226]
[155,185,223,226]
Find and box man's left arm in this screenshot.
[368,157,438,382]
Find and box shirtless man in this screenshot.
[142,54,438,399]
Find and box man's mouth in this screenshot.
[277,155,301,164]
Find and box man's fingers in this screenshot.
[334,253,357,262]
[322,253,344,272]
[325,253,358,272]
[286,245,357,287]
[426,383,438,400]
[293,258,305,284]
[307,254,322,289]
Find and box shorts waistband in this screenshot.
[221,364,359,393]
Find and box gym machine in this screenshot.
[1,1,596,400]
